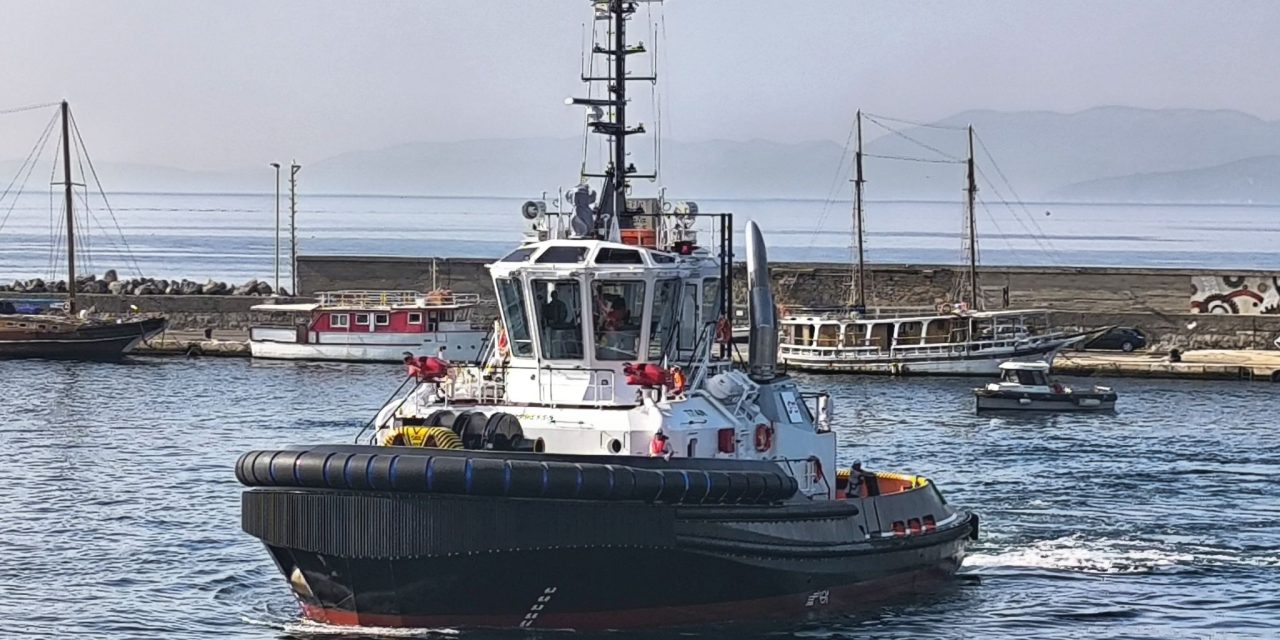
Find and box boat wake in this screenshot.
[240,614,460,638]
[965,535,1196,575]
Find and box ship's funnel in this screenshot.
[745,220,777,381]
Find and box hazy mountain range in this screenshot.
[4,106,1279,203]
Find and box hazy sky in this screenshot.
[4,0,1278,170]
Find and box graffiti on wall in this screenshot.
[1190,276,1280,315]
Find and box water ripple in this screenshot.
[0,360,1275,638]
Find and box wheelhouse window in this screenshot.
[373,313,390,326]
[533,279,583,359]
[678,283,698,351]
[354,313,370,326]
[648,278,681,360]
[495,278,534,357]
[407,312,423,325]
[535,246,588,264]
[701,277,721,324]
[595,248,643,264]
[592,280,644,360]
[501,247,536,262]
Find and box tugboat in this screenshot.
[974,361,1117,412]
[237,2,976,630]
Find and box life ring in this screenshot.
[753,423,774,452]
[938,302,954,315]
[378,425,463,449]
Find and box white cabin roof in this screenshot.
[998,360,1051,371]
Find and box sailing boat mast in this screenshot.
[964,125,978,309]
[61,100,77,315]
[851,110,866,311]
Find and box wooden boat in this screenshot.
[249,289,486,363]
[778,112,1087,375]
[0,314,166,360]
[0,101,166,359]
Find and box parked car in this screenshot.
[1082,326,1147,352]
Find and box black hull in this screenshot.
[274,534,969,629]
[0,317,166,360]
[240,447,977,630]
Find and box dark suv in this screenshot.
[1083,327,1147,352]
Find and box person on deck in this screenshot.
[543,290,568,328]
[649,429,672,460]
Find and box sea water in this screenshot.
[0,357,1275,638]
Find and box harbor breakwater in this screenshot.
[295,256,1280,351]
[4,256,1278,351]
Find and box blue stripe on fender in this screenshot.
[464,459,473,493]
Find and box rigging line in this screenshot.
[0,101,61,116]
[862,111,968,131]
[973,132,1060,253]
[659,14,672,140]
[862,114,962,162]
[46,131,61,282]
[73,135,97,275]
[978,199,1028,265]
[975,165,1063,263]
[0,108,59,211]
[0,109,59,235]
[807,120,858,255]
[70,110,145,277]
[863,153,964,165]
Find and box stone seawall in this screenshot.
[297,256,1280,350]
[6,258,1277,351]
[0,292,308,333]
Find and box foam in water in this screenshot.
[965,535,1194,575]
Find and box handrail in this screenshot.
[318,290,482,308]
[354,374,417,444]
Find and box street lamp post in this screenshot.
[270,162,281,294]
[289,161,301,296]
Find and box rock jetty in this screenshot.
[0,270,288,297]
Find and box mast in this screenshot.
[569,0,651,235]
[851,110,866,310]
[610,2,628,220]
[61,100,77,315]
[965,125,978,308]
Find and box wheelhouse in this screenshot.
[490,238,723,406]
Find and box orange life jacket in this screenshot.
[649,435,668,457]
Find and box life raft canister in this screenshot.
[753,423,774,452]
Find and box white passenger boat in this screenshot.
[779,306,1087,375]
[974,361,1117,412]
[777,111,1087,376]
[248,289,487,363]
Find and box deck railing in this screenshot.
[318,290,481,308]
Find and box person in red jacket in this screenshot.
[649,429,672,460]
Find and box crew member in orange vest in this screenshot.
[649,429,672,460]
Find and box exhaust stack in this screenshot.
[745,220,777,381]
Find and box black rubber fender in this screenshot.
[236,446,800,505]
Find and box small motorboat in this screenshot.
[974,361,1116,412]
